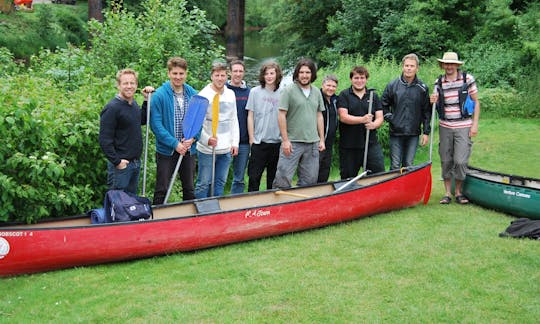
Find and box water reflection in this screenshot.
[219,30,292,87]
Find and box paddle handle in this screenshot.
[142,92,152,196]
[362,90,374,171]
[429,102,436,162]
[164,155,183,204]
[334,170,368,193]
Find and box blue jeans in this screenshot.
[106,159,141,194]
[231,143,250,194]
[389,135,419,170]
[195,151,232,198]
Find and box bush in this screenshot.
[0,2,87,59]
[86,0,224,89]
[0,47,20,76]
[0,75,109,223]
[0,0,223,223]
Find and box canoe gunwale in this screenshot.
[467,165,540,190]
[1,163,432,231]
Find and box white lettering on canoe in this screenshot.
[516,192,531,199]
[503,189,531,199]
[0,237,10,259]
[0,231,33,237]
[244,209,271,218]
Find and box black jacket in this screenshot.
[381,75,431,136]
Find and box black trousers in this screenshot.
[339,143,385,179]
[153,151,195,204]
[317,142,334,183]
[247,142,280,192]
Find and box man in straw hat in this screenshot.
[430,52,480,205]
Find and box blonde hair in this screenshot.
[116,68,138,84]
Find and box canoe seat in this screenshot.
[195,199,221,214]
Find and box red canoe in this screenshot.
[0,163,432,277]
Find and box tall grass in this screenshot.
[1,117,538,322]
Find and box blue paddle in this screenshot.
[164,94,209,204]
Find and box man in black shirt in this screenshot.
[337,66,385,179]
[99,68,148,194]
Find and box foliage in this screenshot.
[86,0,223,89]
[290,0,540,94]
[0,47,20,76]
[327,0,406,61]
[186,0,227,29]
[0,75,109,223]
[479,66,540,119]
[0,0,223,223]
[262,0,341,67]
[245,0,270,27]
[0,2,87,59]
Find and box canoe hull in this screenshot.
[463,166,540,219]
[0,163,432,277]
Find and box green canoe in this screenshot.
[463,166,540,220]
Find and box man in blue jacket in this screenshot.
[150,57,198,204]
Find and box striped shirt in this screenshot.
[434,72,478,129]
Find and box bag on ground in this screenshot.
[103,190,152,222]
[499,218,540,240]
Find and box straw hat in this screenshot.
[437,52,464,65]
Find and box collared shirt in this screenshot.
[279,82,325,143]
[173,89,188,140]
[337,87,382,149]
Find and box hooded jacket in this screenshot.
[149,81,197,156]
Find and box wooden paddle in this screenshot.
[274,190,311,198]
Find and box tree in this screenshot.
[88,0,103,22]
[262,0,341,67]
[225,0,245,60]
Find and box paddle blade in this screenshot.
[183,95,209,139]
[211,93,220,137]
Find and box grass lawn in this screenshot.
[1,117,538,322]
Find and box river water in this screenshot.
[225,30,292,87]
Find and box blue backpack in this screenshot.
[103,190,152,223]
